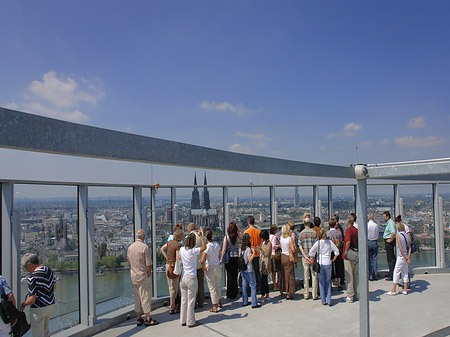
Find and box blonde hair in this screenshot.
[288,221,295,231]
[173,229,184,242]
[319,228,327,240]
[396,221,405,232]
[281,224,290,238]
[303,212,311,220]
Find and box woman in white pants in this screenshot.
[387,217,411,295]
[179,229,206,327]
[201,229,222,312]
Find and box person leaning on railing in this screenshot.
[221,222,241,300]
[387,216,411,296]
[161,229,184,314]
[201,229,223,313]
[179,230,206,328]
[20,253,56,337]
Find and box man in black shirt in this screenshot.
[20,254,55,337]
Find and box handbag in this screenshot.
[312,239,321,273]
[289,237,299,263]
[174,260,182,275]
[222,237,230,264]
[11,310,30,337]
[346,227,358,262]
[274,248,282,260]
[0,292,20,324]
[166,261,178,279]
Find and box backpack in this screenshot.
[407,231,417,254]
[0,291,20,325]
[237,250,248,271]
[329,231,340,248]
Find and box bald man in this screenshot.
[127,229,159,326]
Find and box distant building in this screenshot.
[234,196,240,207]
[190,173,219,230]
[294,187,300,208]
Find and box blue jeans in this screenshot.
[368,240,378,280]
[318,264,332,305]
[241,271,257,306]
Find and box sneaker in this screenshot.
[346,296,353,303]
[252,304,261,309]
[401,291,407,295]
[386,291,396,296]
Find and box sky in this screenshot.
[1,1,450,197]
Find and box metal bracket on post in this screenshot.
[171,187,176,233]
[355,164,369,337]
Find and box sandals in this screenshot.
[144,318,159,326]
[188,322,200,328]
[136,318,144,326]
[209,308,218,313]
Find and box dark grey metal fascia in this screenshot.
[0,108,355,179]
[367,159,450,181]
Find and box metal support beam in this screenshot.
[87,209,96,325]
[1,182,12,282]
[151,188,158,297]
[11,211,21,302]
[133,186,143,234]
[78,185,89,326]
[328,185,333,220]
[433,184,444,268]
[356,177,369,337]
[223,187,229,232]
[439,196,445,268]
[353,185,357,212]
[313,185,319,218]
[367,158,450,180]
[171,187,177,231]
[394,184,400,217]
[270,186,277,225]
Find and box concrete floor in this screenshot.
[95,273,450,337]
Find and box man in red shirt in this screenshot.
[244,216,262,295]
[343,216,359,303]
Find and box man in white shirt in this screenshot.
[367,213,379,281]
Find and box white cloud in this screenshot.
[235,131,270,141]
[407,115,426,129]
[199,101,253,117]
[343,122,362,131]
[360,140,373,148]
[4,102,19,110]
[379,139,389,146]
[5,71,104,123]
[394,136,447,147]
[326,133,335,139]
[228,143,253,154]
[29,71,104,108]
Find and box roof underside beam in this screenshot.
[0,108,355,179]
[367,159,450,181]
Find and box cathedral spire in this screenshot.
[191,172,200,209]
[202,172,210,210]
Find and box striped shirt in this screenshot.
[298,228,318,255]
[27,266,55,308]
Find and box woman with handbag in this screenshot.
[309,228,339,306]
[161,229,184,314]
[259,230,272,302]
[269,224,281,292]
[220,222,241,300]
[280,224,297,300]
[201,229,222,312]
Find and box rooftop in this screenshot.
[93,273,450,337]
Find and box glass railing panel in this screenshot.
[367,185,394,272]
[400,184,435,268]
[151,187,172,297]
[319,186,329,223]
[89,186,134,316]
[15,184,79,334]
[331,185,355,229]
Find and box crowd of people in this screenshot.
[0,211,413,336]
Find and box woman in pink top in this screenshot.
[269,224,281,291]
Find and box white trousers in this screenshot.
[205,265,222,304]
[180,274,198,326]
[393,256,409,284]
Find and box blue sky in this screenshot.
[1,0,450,191]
